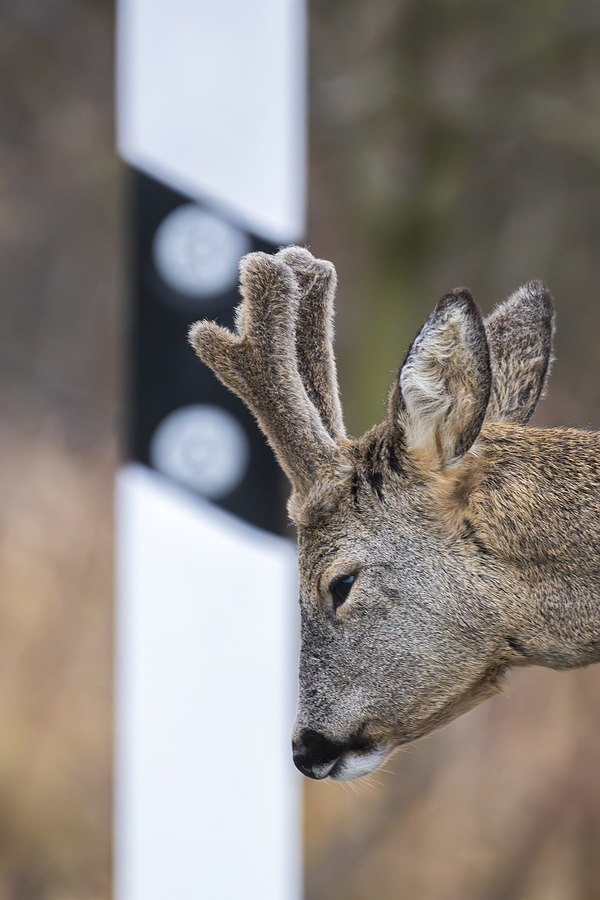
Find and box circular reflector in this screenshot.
[153,205,250,298]
[150,404,250,499]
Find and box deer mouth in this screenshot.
[327,744,390,781]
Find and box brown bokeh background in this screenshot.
[1,0,600,897]
[0,0,117,896]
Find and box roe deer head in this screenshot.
[190,247,600,782]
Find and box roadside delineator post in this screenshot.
[115,1,305,896]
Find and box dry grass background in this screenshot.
[0,430,113,899]
[1,0,600,898]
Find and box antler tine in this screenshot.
[189,252,342,495]
[277,246,346,442]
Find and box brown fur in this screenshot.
[190,248,600,782]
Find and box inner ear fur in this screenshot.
[484,280,555,425]
[390,288,491,469]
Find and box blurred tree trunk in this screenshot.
[0,1,119,897]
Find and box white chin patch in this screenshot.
[329,746,389,782]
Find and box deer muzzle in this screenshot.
[292,727,389,781]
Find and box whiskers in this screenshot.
[330,769,389,794]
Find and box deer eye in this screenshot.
[329,573,356,611]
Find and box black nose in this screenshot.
[292,729,345,779]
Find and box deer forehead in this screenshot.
[295,491,429,586]
[288,427,404,527]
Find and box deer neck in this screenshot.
[447,423,600,669]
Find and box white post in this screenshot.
[117,0,305,244]
[115,468,300,900]
[114,0,306,896]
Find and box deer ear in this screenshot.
[391,288,491,468]
[485,281,555,425]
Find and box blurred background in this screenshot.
[1,0,600,898]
